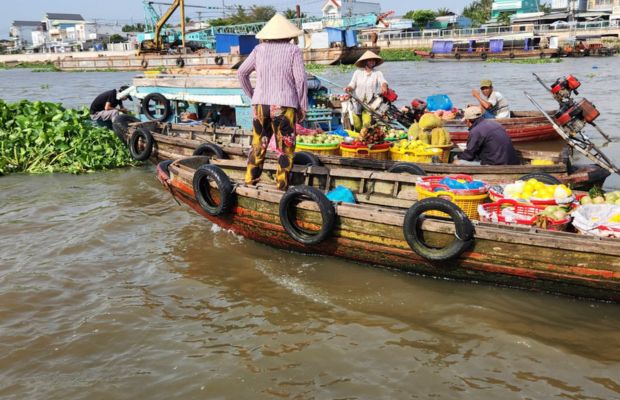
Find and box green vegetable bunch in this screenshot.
[0,99,134,175]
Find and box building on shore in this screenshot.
[9,21,42,51]
[321,0,381,18]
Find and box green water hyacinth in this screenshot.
[0,99,135,175]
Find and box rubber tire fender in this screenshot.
[518,172,561,184]
[142,92,172,122]
[429,52,435,58]
[539,52,546,59]
[193,143,228,159]
[403,198,474,262]
[141,59,148,69]
[157,159,174,178]
[509,52,515,59]
[387,162,426,175]
[214,56,224,66]
[480,52,488,60]
[279,185,336,245]
[454,52,461,60]
[129,127,154,161]
[112,114,140,145]
[293,151,322,166]
[192,164,235,216]
[176,57,185,68]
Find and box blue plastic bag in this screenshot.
[426,94,453,112]
[326,185,356,204]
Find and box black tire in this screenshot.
[480,52,488,60]
[192,164,234,216]
[509,52,515,59]
[112,114,140,144]
[214,56,224,66]
[157,159,174,178]
[129,127,154,161]
[193,143,228,159]
[429,52,435,58]
[142,92,172,122]
[293,151,322,167]
[403,198,474,262]
[539,52,545,59]
[518,172,561,184]
[141,59,148,69]
[279,185,336,245]
[176,57,185,68]
[454,53,461,60]
[387,162,426,175]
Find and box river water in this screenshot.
[1,61,619,399]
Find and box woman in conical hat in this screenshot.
[344,50,389,132]
[238,13,307,190]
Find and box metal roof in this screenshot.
[45,13,84,21]
[12,20,42,27]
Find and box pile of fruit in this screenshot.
[502,178,573,202]
[579,187,620,205]
[392,139,439,154]
[296,133,343,145]
[357,126,385,145]
[538,205,570,221]
[385,129,407,141]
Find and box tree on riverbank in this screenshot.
[403,10,437,28]
[462,0,492,26]
[210,5,276,26]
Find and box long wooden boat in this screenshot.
[156,156,620,302]
[414,48,560,61]
[117,119,609,189]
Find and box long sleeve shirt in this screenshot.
[237,42,308,111]
[460,118,520,165]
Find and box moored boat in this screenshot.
[116,119,609,189]
[156,155,620,302]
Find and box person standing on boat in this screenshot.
[454,106,519,165]
[344,51,389,132]
[471,79,510,119]
[89,86,131,128]
[238,13,307,190]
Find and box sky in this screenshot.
[2,0,470,39]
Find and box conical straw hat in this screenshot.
[354,50,384,68]
[256,13,302,40]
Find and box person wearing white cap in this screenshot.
[238,13,308,190]
[454,106,519,165]
[344,50,389,132]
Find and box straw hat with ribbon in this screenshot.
[256,13,302,40]
[354,50,384,68]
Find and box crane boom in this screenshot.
[154,0,185,48]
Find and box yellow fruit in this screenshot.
[609,214,620,223]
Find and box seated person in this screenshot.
[471,79,510,119]
[217,106,236,126]
[179,112,200,124]
[454,106,519,166]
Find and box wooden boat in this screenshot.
[117,119,609,189]
[156,156,620,302]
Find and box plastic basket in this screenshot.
[489,186,575,205]
[415,185,488,220]
[478,199,570,231]
[296,141,340,156]
[340,142,390,160]
[385,132,408,142]
[390,146,443,163]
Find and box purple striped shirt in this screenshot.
[238,42,308,111]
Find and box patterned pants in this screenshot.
[245,104,296,190]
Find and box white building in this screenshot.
[321,0,381,18]
[9,20,41,49]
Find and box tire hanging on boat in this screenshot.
[141,59,148,69]
[192,164,235,216]
[509,52,515,59]
[387,162,426,175]
[193,143,228,159]
[176,57,185,68]
[129,127,154,161]
[403,198,474,262]
[293,151,322,167]
[142,92,172,122]
[279,185,336,245]
[214,56,224,66]
[112,114,140,145]
[429,52,435,59]
[454,53,461,60]
[480,52,488,60]
[518,172,561,184]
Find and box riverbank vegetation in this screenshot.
[486,57,562,64]
[0,100,134,175]
[305,63,356,73]
[0,61,59,72]
[379,49,424,61]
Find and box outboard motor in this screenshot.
[553,98,600,136]
[550,74,581,104]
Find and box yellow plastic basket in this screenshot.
[340,143,390,160]
[415,185,488,220]
[391,144,453,163]
[295,142,340,156]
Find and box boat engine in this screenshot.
[553,98,600,136]
[550,75,581,104]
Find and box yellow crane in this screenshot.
[138,0,187,54]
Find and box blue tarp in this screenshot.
[489,39,504,53]
[344,29,358,47]
[215,34,258,55]
[431,41,454,54]
[325,28,344,44]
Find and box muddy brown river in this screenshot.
[1,60,619,399]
